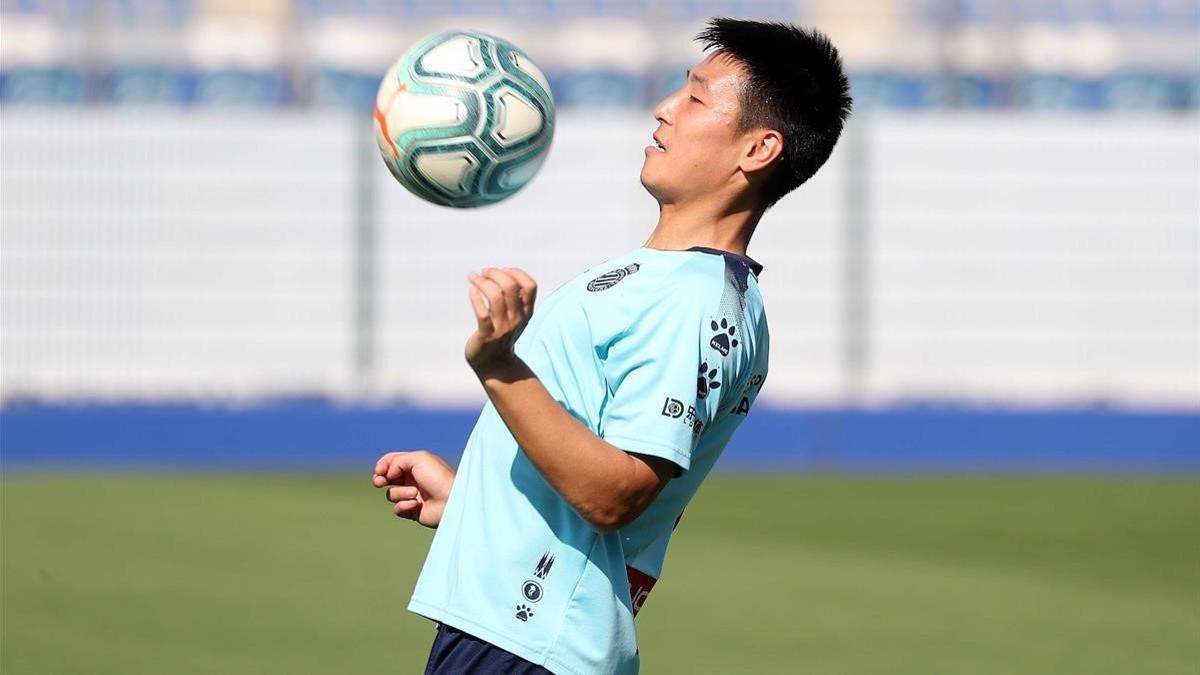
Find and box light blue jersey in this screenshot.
[408,246,769,675]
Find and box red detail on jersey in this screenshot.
[627,565,658,617]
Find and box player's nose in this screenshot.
[652,92,676,126]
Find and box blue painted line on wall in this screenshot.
[1,402,1197,472]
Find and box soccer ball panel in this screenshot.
[417,35,485,80]
[415,150,479,197]
[493,90,543,146]
[386,90,467,139]
[507,51,552,102]
[494,154,547,191]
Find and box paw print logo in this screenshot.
[515,604,534,622]
[709,318,739,356]
[697,362,721,400]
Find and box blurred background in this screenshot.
[2,1,1198,674]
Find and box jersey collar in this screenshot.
[686,246,764,277]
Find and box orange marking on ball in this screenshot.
[374,106,399,156]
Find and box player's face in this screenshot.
[640,52,748,205]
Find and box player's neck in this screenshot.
[643,200,760,256]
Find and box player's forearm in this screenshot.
[478,357,656,531]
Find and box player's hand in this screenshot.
[465,267,537,379]
[372,450,455,529]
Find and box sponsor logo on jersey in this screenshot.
[514,553,553,618]
[661,398,684,418]
[743,373,766,394]
[733,373,767,416]
[662,398,704,438]
[626,565,658,617]
[586,263,640,292]
[709,317,739,356]
[534,552,555,579]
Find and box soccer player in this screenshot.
[372,18,851,675]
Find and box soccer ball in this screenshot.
[374,30,555,208]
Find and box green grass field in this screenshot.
[3,475,1197,674]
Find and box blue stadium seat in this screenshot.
[0,67,85,104]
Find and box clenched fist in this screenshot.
[465,267,537,379]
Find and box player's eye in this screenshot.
[690,96,702,104]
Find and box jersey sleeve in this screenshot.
[597,289,733,472]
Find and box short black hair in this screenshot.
[697,18,852,208]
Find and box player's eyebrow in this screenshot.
[686,69,709,90]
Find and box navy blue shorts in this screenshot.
[424,623,554,675]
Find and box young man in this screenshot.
[372,18,852,675]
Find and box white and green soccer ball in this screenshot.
[374,30,555,208]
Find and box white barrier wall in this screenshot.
[865,115,1199,404]
[2,110,1197,406]
[2,111,359,398]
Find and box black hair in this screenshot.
[696,18,852,208]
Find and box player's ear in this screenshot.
[739,129,783,175]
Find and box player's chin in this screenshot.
[640,168,680,205]
[639,164,664,194]
[639,173,662,201]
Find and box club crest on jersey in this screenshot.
[586,263,640,292]
[521,580,543,603]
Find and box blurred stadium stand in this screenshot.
[1,0,1197,470]
[1,0,1198,110]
